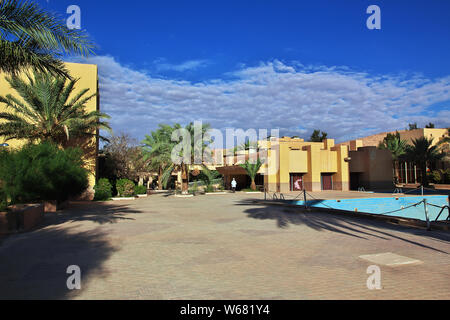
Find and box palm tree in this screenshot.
[161,122,212,193]
[141,125,175,190]
[310,129,327,142]
[0,71,111,147]
[378,132,407,184]
[233,141,258,155]
[405,137,444,186]
[198,166,222,191]
[0,0,94,77]
[240,158,263,191]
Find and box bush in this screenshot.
[429,169,450,184]
[134,185,147,195]
[0,142,88,204]
[429,170,442,184]
[94,178,113,201]
[116,179,135,197]
[205,185,214,193]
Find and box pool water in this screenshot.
[291,195,449,221]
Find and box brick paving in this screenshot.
[0,192,449,300]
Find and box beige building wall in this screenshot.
[338,128,449,149]
[262,137,350,193]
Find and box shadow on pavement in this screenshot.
[0,225,117,299]
[237,199,450,254]
[42,201,143,227]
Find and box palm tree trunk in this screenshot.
[182,164,189,193]
[422,163,428,186]
[393,160,399,184]
[158,167,163,190]
[251,179,256,191]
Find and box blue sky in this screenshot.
[38,0,450,142]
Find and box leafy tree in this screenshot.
[100,133,149,182]
[378,131,408,184]
[405,137,445,186]
[309,129,328,142]
[408,123,418,130]
[0,0,94,77]
[240,158,263,191]
[141,125,175,190]
[0,71,111,147]
[425,123,435,128]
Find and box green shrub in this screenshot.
[94,178,113,201]
[116,179,135,197]
[0,142,88,204]
[205,185,214,193]
[134,185,147,195]
[442,169,450,184]
[429,170,442,184]
[429,169,450,184]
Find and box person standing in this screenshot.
[231,178,237,193]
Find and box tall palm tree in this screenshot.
[0,0,94,77]
[161,122,212,193]
[405,137,444,186]
[141,125,175,190]
[0,71,111,147]
[240,158,263,191]
[378,132,408,184]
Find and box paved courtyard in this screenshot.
[0,192,449,300]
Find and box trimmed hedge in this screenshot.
[116,179,135,197]
[94,178,113,201]
[134,185,147,195]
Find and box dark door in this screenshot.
[290,173,303,191]
[350,173,360,191]
[321,174,333,190]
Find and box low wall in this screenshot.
[0,204,44,235]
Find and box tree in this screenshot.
[161,122,212,193]
[0,0,94,77]
[0,71,111,147]
[309,129,328,142]
[405,137,444,186]
[425,123,435,128]
[233,140,258,155]
[198,166,222,191]
[408,123,418,130]
[101,133,149,182]
[141,125,175,190]
[378,131,408,184]
[240,158,263,191]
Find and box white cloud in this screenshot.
[153,58,210,72]
[77,56,450,143]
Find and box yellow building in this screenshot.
[216,137,350,192]
[0,62,100,199]
[341,128,450,188]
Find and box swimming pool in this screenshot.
[291,195,449,221]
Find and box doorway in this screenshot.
[290,173,303,191]
[321,173,333,190]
